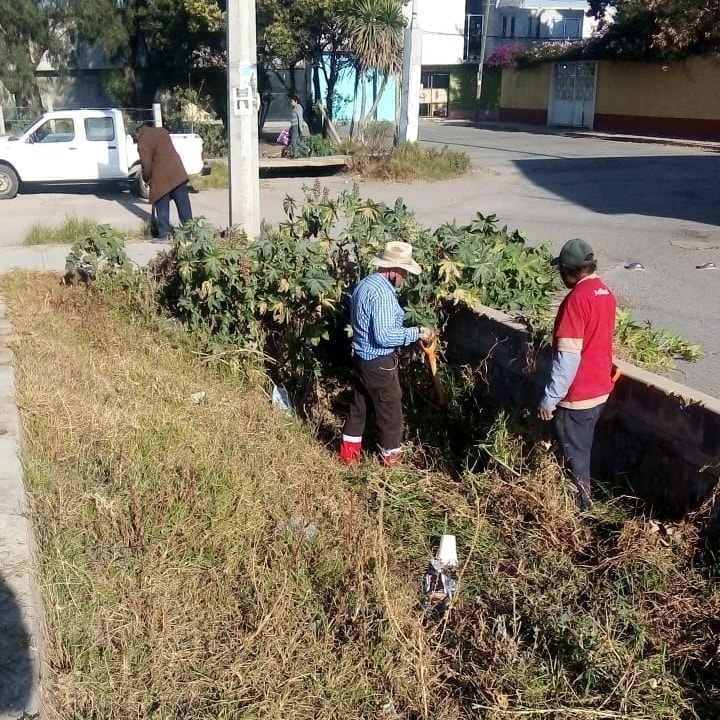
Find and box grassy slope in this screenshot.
[3,272,720,720]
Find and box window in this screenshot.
[502,16,507,38]
[563,18,581,38]
[85,117,115,141]
[551,15,582,39]
[32,118,75,143]
[510,16,515,38]
[464,14,484,60]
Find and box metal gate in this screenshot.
[549,61,597,128]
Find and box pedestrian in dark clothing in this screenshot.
[288,94,305,158]
[136,124,193,242]
[339,241,436,467]
[538,238,617,509]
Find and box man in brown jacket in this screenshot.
[136,123,193,242]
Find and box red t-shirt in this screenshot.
[553,275,616,407]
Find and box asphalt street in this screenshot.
[1,120,719,395]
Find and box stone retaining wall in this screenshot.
[446,304,720,517]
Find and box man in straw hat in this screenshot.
[339,241,436,466]
[538,238,616,510]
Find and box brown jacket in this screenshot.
[136,126,188,205]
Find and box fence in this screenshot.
[0,106,36,136]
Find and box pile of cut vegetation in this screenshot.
[4,273,719,720]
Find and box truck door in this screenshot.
[83,115,124,179]
[22,117,91,182]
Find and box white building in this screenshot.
[404,0,598,119]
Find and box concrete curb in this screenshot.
[436,118,720,152]
[0,297,44,720]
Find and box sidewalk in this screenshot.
[0,242,164,275]
[439,117,720,152]
[0,297,42,720]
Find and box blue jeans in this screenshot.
[154,181,192,239]
[554,403,605,508]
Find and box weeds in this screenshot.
[24,215,144,246]
[188,159,228,191]
[614,309,703,368]
[350,142,471,181]
[5,271,720,719]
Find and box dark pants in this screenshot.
[554,403,605,507]
[154,181,193,239]
[342,353,403,451]
[289,125,302,156]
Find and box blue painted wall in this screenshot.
[319,56,397,123]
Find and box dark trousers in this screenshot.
[554,403,605,506]
[289,126,302,156]
[154,181,193,238]
[342,353,404,451]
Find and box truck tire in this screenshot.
[132,168,150,201]
[0,164,19,200]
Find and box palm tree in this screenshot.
[343,0,405,135]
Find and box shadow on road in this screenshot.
[513,154,720,227]
[0,572,34,716]
[19,182,154,227]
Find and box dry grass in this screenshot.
[2,272,720,720]
[24,216,145,246]
[348,142,470,182]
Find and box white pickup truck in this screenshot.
[0,108,207,200]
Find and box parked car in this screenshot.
[0,108,208,200]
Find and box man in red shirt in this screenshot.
[538,239,616,509]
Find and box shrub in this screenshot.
[195,122,227,158]
[135,185,555,401]
[351,143,470,181]
[303,134,336,157]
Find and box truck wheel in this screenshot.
[0,164,19,200]
[132,170,150,201]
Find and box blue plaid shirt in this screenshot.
[350,272,419,360]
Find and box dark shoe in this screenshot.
[574,480,593,511]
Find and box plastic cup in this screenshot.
[437,534,458,569]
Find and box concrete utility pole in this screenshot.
[226,0,260,236]
[398,0,422,144]
[474,0,492,122]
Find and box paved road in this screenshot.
[418,121,720,397]
[1,120,719,395]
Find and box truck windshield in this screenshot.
[9,116,43,140]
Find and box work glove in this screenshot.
[418,326,436,343]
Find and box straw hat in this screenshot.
[370,241,422,275]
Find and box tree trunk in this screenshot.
[313,63,322,106]
[349,63,361,140]
[362,72,390,129]
[358,73,367,142]
[319,50,340,122]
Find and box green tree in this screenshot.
[587,0,720,55]
[45,0,226,106]
[0,0,51,106]
[343,0,404,132]
[257,0,352,120]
